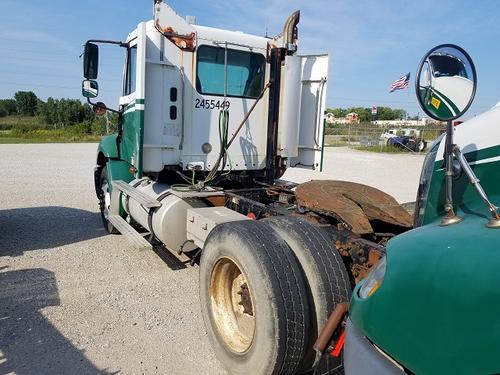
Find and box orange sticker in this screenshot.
[431,97,441,109]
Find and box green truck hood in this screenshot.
[350,213,500,374]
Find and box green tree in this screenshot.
[392,109,407,120]
[326,108,346,118]
[14,91,38,116]
[38,97,58,124]
[0,99,17,116]
[38,98,95,126]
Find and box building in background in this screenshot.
[325,112,360,124]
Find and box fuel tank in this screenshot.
[123,179,207,253]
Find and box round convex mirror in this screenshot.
[415,44,477,121]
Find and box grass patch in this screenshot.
[0,115,47,130]
[325,142,350,147]
[0,135,100,143]
[354,145,414,153]
[0,115,106,143]
[0,128,101,143]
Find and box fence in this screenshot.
[324,122,446,154]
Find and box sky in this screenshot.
[0,0,499,118]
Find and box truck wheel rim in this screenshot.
[210,257,255,353]
[102,181,111,219]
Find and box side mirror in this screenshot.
[415,44,476,121]
[416,45,486,227]
[82,80,99,98]
[83,42,99,79]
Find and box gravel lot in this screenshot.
[0,144,424,374]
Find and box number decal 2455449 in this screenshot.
[195,99,230,110]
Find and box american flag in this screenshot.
[389,73,410,93]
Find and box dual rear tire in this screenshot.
[200,220,309,375]
[200,217,351,374]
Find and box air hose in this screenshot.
[204,82,271,185]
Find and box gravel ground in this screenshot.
[0,144,424,375]
[282,146,425,204]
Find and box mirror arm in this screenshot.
[452,145,500,227]
[441,120,464,226]
[85,39,128,48]
[86,97,121,114]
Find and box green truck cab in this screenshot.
[344,45,500,374]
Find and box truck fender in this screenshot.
[94,135,133,195]
[97,134,119,160]
[94,134,120,194]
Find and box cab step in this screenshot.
[112,180,162,208]
[108,214,152,251]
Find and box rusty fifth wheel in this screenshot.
[200,220,310,375]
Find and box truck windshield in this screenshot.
[429,55,468,79]
[196,45,265,99]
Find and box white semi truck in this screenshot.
[82,2,414,373]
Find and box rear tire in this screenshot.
[200,220,310,375]
[407,139,417,151]
[98,166,118,234]
[264,216,351,372]
[416,138,427,152]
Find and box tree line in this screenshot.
[1,92,415,130]
[326,107,417,121]
[0,91,95,126]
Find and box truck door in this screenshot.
[290,54,329,171]
[119,24,146,175]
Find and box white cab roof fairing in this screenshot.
[136,20,269,53]
[153,1,268,52]
[193,25,269,51]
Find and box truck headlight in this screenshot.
[358,257,386,299]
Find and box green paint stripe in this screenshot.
[435,144,500,167]
[463,144,500,163]
[124,98,145,111]
[430,87,460,115]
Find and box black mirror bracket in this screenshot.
[86,97,121,115]
[451,144,500,228]
[440,120,464,226]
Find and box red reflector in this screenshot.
[247,212,256,220]
[330,329,346,357]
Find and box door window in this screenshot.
[124,46,137,95]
